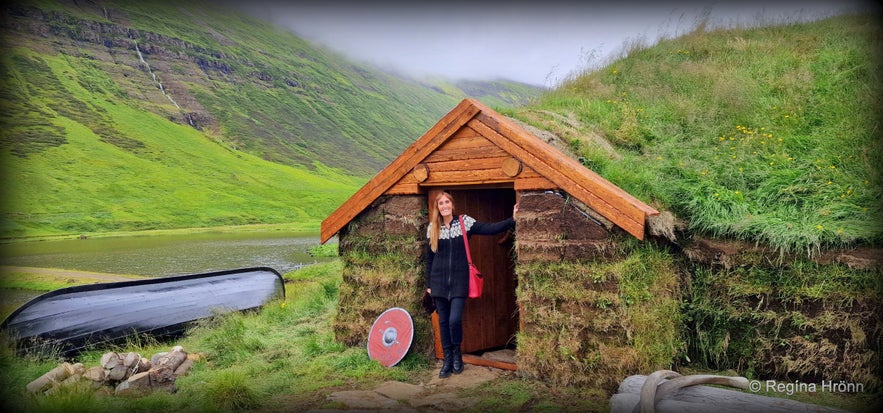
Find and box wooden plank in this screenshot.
[469,110,656,231]
[476,113,654,220]
[469,117,649,239]
[423,169,512,186]
[469,118,636,218]
[514,176,557,190]
[473,105,658,217]
[385,180,420,195]
[517,165,543,179]
[441,127,488,148]
[462,354,517,371]
[320,100,480,243]
[426,156,510,172]
[426,131,506,161]
[425,144,508,163]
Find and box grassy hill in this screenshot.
[0,0,542,238]
[0,9,881,413]
[506,12,882,254]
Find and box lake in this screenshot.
[0,230,333,277]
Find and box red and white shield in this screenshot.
[367,307,414,367]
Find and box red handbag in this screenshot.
[459,216,483,299]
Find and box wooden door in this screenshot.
[429,188,518,355]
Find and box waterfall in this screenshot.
[134,41,184,113]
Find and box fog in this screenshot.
[236,1,870,87]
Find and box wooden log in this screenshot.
[84,366,106,383]
[514,176,557,190]
[320,99,481,243]
[412,163,429,182]
[469,114,657,239]
[114,371,152,397]
[60,373,84,386]
[149,366,176,384]
[106,364,128,382]
[26,362,74,393]
[613,374,850,413]
[100,352,121,369]
[502,157,523,177]
[150,351,168,365]
[173,358,194,376]
[153,347,187,372]
[122,352,141,368]
[137,356,151,373]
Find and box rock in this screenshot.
[373,381,425,401]
[409,392,481,411]
[326,390,400,410]
[427,366,499,389]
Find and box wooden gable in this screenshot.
[320,98,658,243]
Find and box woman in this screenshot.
[425,191,517,378]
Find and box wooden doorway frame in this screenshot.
[426,187,518,370]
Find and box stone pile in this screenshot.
[26,345,196,397]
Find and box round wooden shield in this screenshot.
[367,307,413,367]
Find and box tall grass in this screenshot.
[509,12,882,254]
[0,260,427,412]
[3,260,877,412]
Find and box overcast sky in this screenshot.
[237,1,874,87]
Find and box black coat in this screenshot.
[426,214,515,299]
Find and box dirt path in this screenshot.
[0,266,143,282]
[320,364,509,412]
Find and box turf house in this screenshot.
[320,98,674,388]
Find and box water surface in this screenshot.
[0,231,331,277]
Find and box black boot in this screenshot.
[439,347,453,378]
[452,346,463,374]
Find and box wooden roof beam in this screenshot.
[468,113,657,239]
[320,99,480,243]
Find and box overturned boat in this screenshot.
[1,267,285,356]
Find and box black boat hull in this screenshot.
[1,267,285,356]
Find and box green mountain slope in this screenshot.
[0,0,542,238]
[507,12,882,253]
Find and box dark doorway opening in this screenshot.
[428,187,518,370]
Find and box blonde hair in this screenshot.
[429,191,454,253]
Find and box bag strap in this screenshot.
[458,215,474,265]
